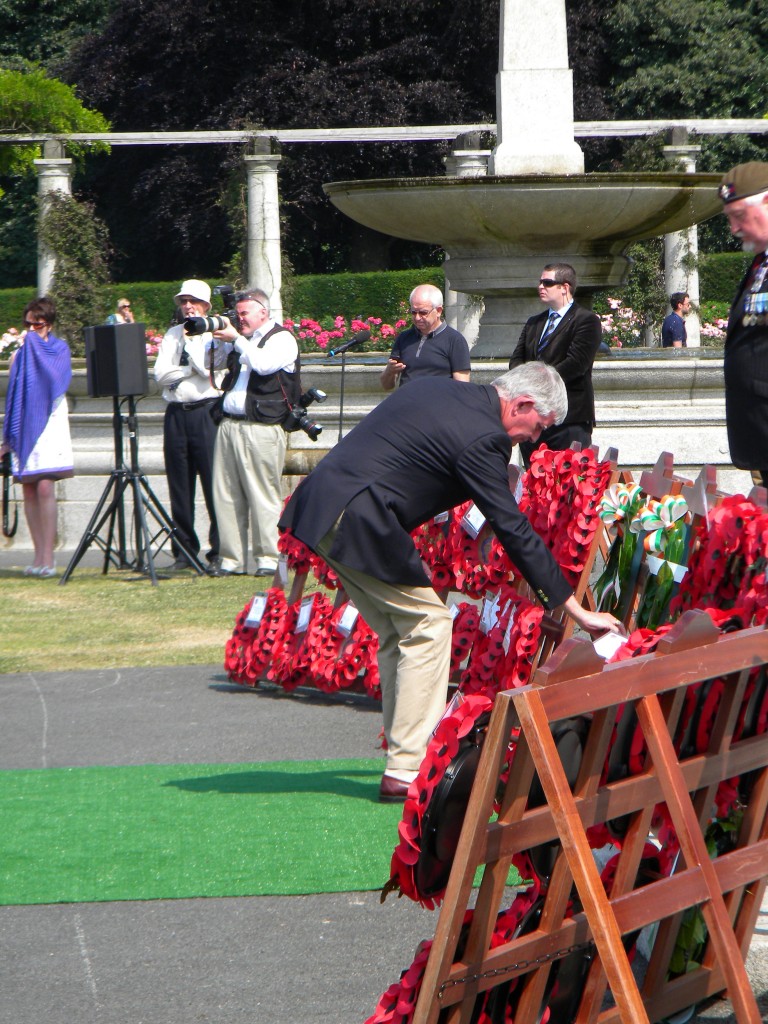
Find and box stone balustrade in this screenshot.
[0,350,753,554]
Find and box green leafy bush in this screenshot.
[698,252,752,303]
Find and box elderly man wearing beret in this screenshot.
[718,162,768,489]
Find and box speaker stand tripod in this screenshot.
[60,396,207,585]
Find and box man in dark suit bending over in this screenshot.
[279,363,623,802]
[508,262,602,466]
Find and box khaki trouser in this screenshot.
[213,418,286,573]
[316,528,453,771]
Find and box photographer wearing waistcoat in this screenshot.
[210,288,299,577]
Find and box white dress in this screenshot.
[12,394,74,481]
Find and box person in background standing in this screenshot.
[106,298,135,325]
[661,292,691,348]
[1,297,73,577]
[508,262,602,466]
[380,284,470,390]
[154,279,231,570]
[210,288,299,578]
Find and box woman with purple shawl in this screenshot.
[1,297,73,577]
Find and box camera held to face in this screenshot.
[284,386,327,441]
[183,284,240,336]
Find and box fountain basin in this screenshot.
[324,173,723,357]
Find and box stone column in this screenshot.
[244,138,283,322]
[488,0,584,175]
[33,140,73,295]
[662,133,702,347]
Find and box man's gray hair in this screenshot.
[409,284,443,308]
[235,287,270,311]
[491,363,568,425]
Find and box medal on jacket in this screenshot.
[742,256,768,327]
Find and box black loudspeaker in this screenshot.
[84,322,150,397]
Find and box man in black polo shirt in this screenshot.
[380,284,471,390]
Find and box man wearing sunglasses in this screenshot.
[508,263,602,466]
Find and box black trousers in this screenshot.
[519,421,592,468]
[163,401,220,559]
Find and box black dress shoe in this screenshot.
[254,567,277,578]
[208,567,246,577]
[379,774,413,803]
[171,556,194,570]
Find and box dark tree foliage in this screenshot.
[0,0,113,71]
[59,0,507,277]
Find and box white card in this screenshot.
[295,594,315,633]
[593,631,628,660]
[461,503,486,539]
[245,594,267,627]
[335,602,359,637]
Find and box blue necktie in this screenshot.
[537,312,558,354]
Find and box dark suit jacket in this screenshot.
[723,254,768,470]
[508,302,602,427]
[279,378,572,609]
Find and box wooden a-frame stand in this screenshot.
[411,611,768,1024]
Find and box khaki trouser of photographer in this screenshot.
[213,417,286,573]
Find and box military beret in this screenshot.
[718,162,768,204]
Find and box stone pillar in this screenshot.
[244,138,283,322]
[488,0,584,175]
[662,133,702,347]
[33,140,73,295]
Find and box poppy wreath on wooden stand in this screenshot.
[460,586,545,698]
[671,495,768,621]
[224,587,289,688]
[383,693,495,909]
[366,855,542,1024]
[304,600,382,698]
[267,592,335,691]
[411,517,456,592]
[520,447,614,586]
[277,524,313,574]
[449,602,481,677]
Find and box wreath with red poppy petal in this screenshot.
[268,591,335,691]
[224,587,289,688]
[366,862,541,1024]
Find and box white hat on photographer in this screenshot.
[174,279,211,308]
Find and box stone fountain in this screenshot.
[323,0,723,358]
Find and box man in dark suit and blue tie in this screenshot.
[508,263,602,466]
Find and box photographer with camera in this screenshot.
[209,287,299,578]
[154,280,232,571]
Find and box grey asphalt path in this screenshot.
[0,665,766,1024]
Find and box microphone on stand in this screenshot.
[326,329,371,357]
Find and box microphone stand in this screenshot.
[336,348,348,443]
[326,330,371,442]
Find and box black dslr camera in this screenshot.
[284,386,327,441]
[183,284,240,336]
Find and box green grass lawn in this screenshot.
[0,566,295,674]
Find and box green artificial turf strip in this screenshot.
[0,758,406,905]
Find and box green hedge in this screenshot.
[289,267,444,323]
[698,252,752,303]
